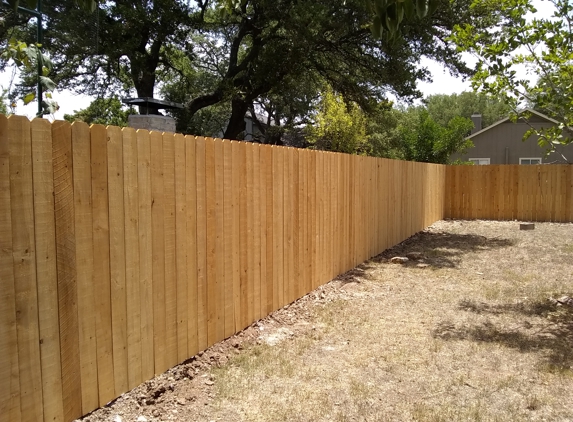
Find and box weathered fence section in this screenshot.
[444,165,573,222]
[0,115,446,422]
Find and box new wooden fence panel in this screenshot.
[536,166,546,221]
[563,166,573,222]
[245,142,254,326]
[231,140,243,331]
[254,144,267,320]
[261,145,273,316]
[252,144,262,323]
[53,120,84,421]
[32,119,64,422]
[0,115,21,422]
[300,150,310,296]
[0,117,486,422]
[150,131,167,374]
[251,144,261,316]
[124,127,143,390]
[52,122,82,420]
[285,148,294,305]
[90,124,115,406]
[293,149,301,300]
[272,146,284,310]
[185,135,198,358]
[72,122,99,414]
[563,166,571,222]
[137,130,154,381]
[309,151,318,289]
[205,137,218,346]
[238,141,248,327]
[553,168,566,222]
[213,139,225,343]
[195,137,208,351]
[162,133,178,368]
[325,154,333,281]
[258,145,268,316]
[174,133,188,364]
[329,154,338,280]
[9,116,43,422]
[444,165,573,222]
[107,125,128,397]
[223,140,235,338]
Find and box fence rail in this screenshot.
[444,165,573,222]
[0,115,446,422]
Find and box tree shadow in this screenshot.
[335,261,378,285]
[458,299,556,317]
[433,298,573,373]
[376,231,515,269]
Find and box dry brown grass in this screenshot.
[79,220,573,422]
[208,220,573,422]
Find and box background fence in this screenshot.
[0,115,446,422]
[444,165,573,222]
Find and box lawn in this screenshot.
[80,220,573,422]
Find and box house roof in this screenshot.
[466,108,560,139]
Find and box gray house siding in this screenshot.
[452,119,573,164]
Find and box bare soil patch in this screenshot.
[78,220,573,422]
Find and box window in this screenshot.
[468,158,490,165]
[519,158,542,165]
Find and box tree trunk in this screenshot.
[224,97,249,140]
[131,63,157,114]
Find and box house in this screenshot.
[451,109,573,164]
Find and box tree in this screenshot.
[63,96,136,126]
[161,0,506,140]
[398,108,474,163]
[423,91,510,128]
[365,103,404,159]
[0,0,96,114]
[2,0,516,136]
[5,0,196,107]
[451,0,573,150]
[368,0,440,39]
[306,87,369,154]
[0,88,9,114]
[529,69,573,120]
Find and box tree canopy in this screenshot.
[63,96,136,126]
[2,0,515,136]
[1,0,527,148]
[451,0,573,150]
[423,91,510,128]
[398,108,474,163]
[306,87,369,155]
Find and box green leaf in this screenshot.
[403,0,415,18]
[39,76,57,92]
[23,92,36,105]
[370,16,382,38]
[416,0,428,18]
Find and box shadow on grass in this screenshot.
[335,261,378,285]
[458,299,556,317]
[376,231,515,269]
[434,299,573,373]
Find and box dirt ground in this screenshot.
[78,220,573,422]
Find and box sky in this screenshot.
[0,0,554,121]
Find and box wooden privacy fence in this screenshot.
[444,165,573,222]
[0,115,446,422]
